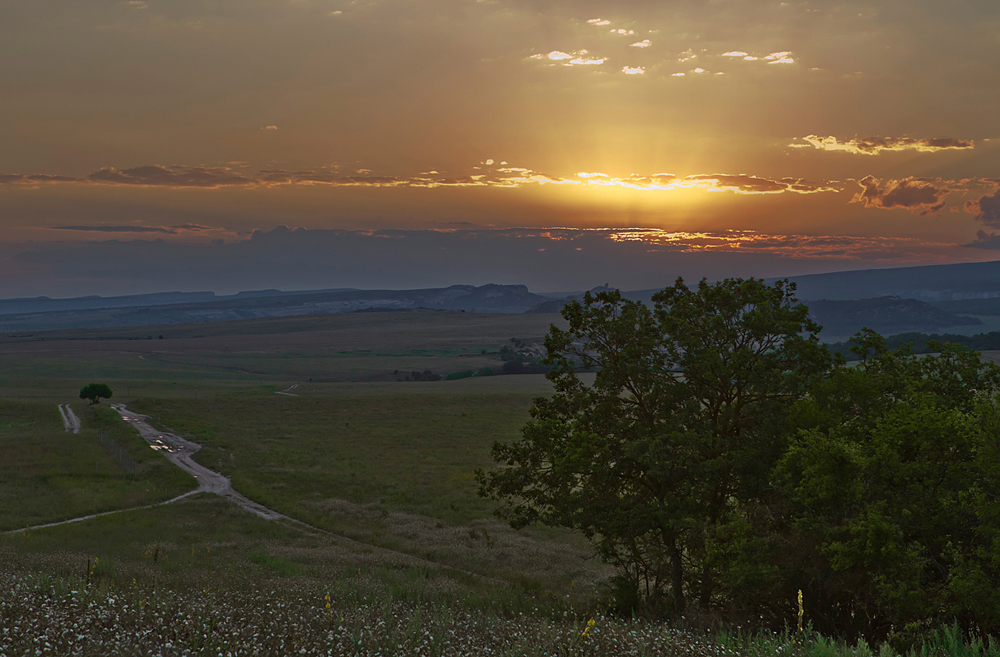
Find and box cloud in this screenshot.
[55,225,180,234]
[610,28,635,35]
[965,230,1000,249]
[532,50,605,66]
[681,174,838,195]
[586,18,610,26]
[719,50,795,63]
[50,223,231,236]
[262,125,279,130]
[800,135,975,155]
[678,49,696,62]
[630,40,651,48]
[622,66,644,75]
[0,174,82,186]
[0,162,839,196]
[569,56,605,66]
[87,165,259,187]
[851,176,951,214]
[965,190,1000,226]
[604,228,948,260]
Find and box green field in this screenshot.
[0,401,194,530]
[2,311,993,655]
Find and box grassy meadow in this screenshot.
[3,310,998,655]
[0,400,194,530]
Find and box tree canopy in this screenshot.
[478,279,1000,643]
[776,330,1000,641]
[477,277,832,614]
[79,383,113,405]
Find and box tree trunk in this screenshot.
[670,540,685,614]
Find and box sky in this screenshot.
[1,0,999,297]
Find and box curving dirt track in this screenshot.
[7,404,498,581]
[111,404,285,520]
[57,404,81,434]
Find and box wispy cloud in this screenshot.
[630,39,651,48]
[530,50,605,66]
[764,51,794,64]
[88,165,259,187]
[568,172,837,194]
[603,228,951,260]
[800,135,974,155]
[52,223,221,235]
[720,50,794,63]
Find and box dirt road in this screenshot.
[111,404,284,520]
[57,404,81,434]
[8,404,496,582]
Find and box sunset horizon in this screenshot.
[2,0,998,297]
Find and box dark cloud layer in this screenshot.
[965,190,1000,227]
[0,226,971,299]
[851,176,952,214]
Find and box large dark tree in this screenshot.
[477,278,832,613]
[79,383,113,405]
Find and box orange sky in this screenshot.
[1,0,999,295]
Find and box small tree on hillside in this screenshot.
[79,383,113,405]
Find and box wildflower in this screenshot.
[795,589,804,642]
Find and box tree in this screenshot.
[79,383,113,405]
[775,330,1000,642]
[477,278,832,614]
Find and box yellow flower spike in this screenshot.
[796,589,804,637]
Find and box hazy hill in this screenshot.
[778,260,1000,301]
[0,284,550,331]
[530,290,981,342]
[0,288,357,316]
[807,297,982,340]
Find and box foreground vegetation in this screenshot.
[0,400,193,530]
[5,497,1000,656]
